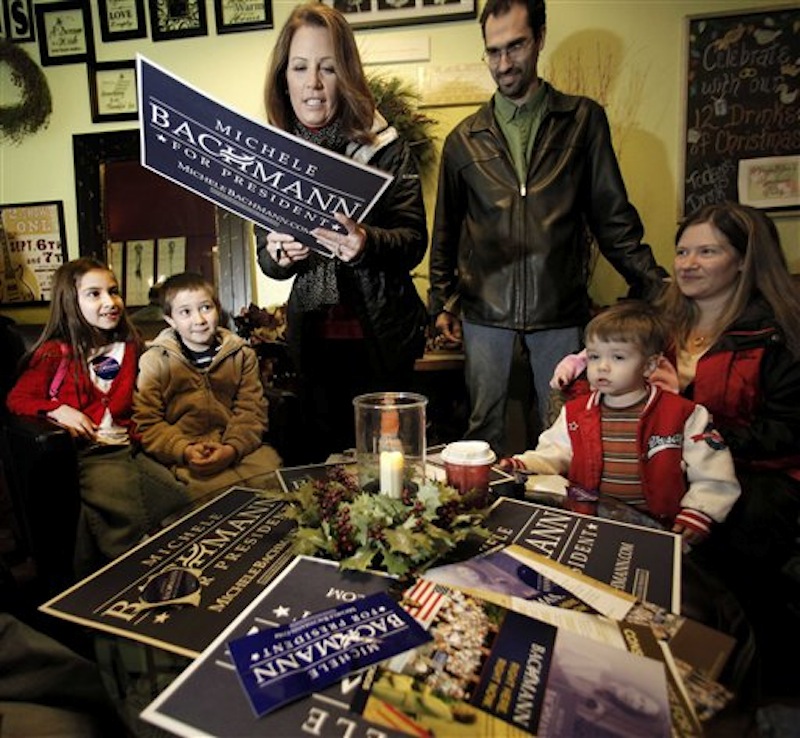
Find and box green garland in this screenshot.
[0,40,53,144]
[263,465,491,578]
[368,74,437,179]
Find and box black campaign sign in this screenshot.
[682,7,800,215]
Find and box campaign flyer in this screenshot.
[229,592,431,717]
[137,55,392,256]
[276,460,358,494]
[141,556,406,738]
[353,582,671,737]
[480,497,681,611]
[39,487,297,657]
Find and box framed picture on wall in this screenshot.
[98,0,147,42]
[738,155,800,211]
[0,201,67,304]
[156,237,186,282]
[107,241,124,281]
[3,0,36,43]
[213,0,272,34]
[35,0,93,66]
[125,239,155,306]
[148,0,208,41]
[88,61,138,123]
[321,0,476,30]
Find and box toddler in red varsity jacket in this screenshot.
[500,302,740,545]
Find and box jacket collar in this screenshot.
[585,385,658,412]
[149,326,241,365]
[468,81,579,136]
[345,112,398,165]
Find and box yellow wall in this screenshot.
[1,0,797,322]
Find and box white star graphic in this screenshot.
[273,605,290,618]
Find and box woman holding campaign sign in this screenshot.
[256,2,428,463]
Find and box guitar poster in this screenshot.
[0,201,67,304]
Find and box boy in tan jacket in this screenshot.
[133,273,280,500]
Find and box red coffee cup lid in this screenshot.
[441,441,496,466]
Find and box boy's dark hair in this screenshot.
[160,272,219,317]
[585,301,667,358]
[480,0,546,41]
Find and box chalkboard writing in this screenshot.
[683,6,800,214]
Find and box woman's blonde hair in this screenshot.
[264,2,375,145]
[658,202,800,358]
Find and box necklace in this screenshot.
[686,331,713,354]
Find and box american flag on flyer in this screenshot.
[400,579,448,625]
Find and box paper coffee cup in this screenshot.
[441,441,496,500]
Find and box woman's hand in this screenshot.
[647,356,680,394]
[47,405,97,440]
[311,212,366,262]
[266,231,310,265]
[550,350,588,390]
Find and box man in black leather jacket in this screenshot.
[428,0,667,456]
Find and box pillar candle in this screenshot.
[379,450,404,498]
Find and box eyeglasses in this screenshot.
[482,36,534,66]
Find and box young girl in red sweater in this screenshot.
[6,258,188,576]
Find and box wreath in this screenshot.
[0,40,53,144]
[264,465,491,578]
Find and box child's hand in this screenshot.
[187,442,236,476]
[47,405,97,440]
[498,457,527,472]
[671,522,708,547]
[184,442,211,466]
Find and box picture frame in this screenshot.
[737,155,800,211]
[418,63,495,108]
[35,0,93,66]
[97,0,147,42]
[213,0,272,34]
[156,237,186,282]
[148,0,207,41]
[0,201,67,304]
[107,241,124,281]
[322,0,476,31]
[2,0,35,43]
[88,61,138,123]
[124,239,155,306]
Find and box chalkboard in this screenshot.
[683,6,800,215]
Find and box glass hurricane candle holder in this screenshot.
[353,392,428,497]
